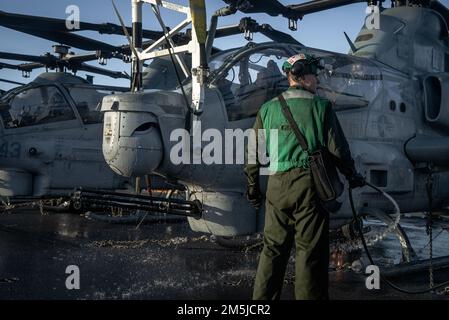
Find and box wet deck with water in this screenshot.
[0,211,448,300]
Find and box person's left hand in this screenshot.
[349,173,366,189]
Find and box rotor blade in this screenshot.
[0,10,187,55]
[0,61,45,72]
[0,50,128,75]
[214,25,242,38]
[222,0,296,17]
[0,51,56,64]
[0,11,123,52]
[0,77,25,86]
[79,22,164,40]
[65,53,100,64]
[214,21,302,45]
[222,0,367,19]
[16,62,46,71]
[288,0,366,16]
[259,24,302,45]
[190,0,207,44]
[11,27,123,53]
[0,61,20,70]
[0,10,165,40]
[190,0,208,67]
[75,63,130,79]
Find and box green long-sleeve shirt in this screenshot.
[244,86,356,185]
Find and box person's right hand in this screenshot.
[246,183,262,210]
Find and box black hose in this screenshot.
[349,182,449,294]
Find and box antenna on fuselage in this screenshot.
[343,31,358,53]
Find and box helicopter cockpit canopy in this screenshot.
[142,56,191,91]
[0,72,121,129]
[0,85,76,129]
[63,84,109,124]
[132,42,382,123]
[316,53,382,110]
[208,43,382,119]
[210,44,291,121]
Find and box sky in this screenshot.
[1,0,448,91]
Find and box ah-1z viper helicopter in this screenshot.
[4,0,449,260]
[65,0,448,259]
[0,44,134,204]
[0,1,306,219]
[0,49,178,211]
[0,8,197,215]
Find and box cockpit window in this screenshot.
[355,33,373,42]
[142,56,191,90]
[317,54,382,110]
[64,85,108,124]
[0,85,75,128]
[213,48,290,121]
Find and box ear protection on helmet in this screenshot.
[289,61,317,77]
[285,58,320,77]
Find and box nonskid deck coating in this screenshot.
[0,211,448,300]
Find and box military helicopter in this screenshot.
[0,9,194,215]
[0,7,160,206]
[4,1,448,261]
[0,2,308,218]
[0,44,138,206]
[56,0,449,261]
[0,53,187,219]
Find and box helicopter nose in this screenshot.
[101,95,163,177]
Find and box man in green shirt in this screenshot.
[244,53,364,300]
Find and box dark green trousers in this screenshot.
[253,168,329,300]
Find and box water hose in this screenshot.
[349,181,449,294]
[338,182,401,253]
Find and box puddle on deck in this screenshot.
[0,211,448,300]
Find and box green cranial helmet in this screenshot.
[282,53,322,77]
